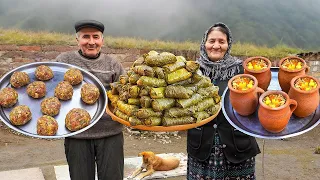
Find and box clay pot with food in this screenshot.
[258,90,297,133]
[228,74,265,116]
[278,56,309,93]
[288,75,319,118]
[243,56,272,91]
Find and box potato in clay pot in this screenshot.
[228,74,265,116]
[288,75,320,118]
[258,91,297,133]
[243,56,271,91]
[278,56,309,93]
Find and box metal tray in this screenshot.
[222,67,320,139]
[0,62,107,139]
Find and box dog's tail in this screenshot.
[156,157,180,171]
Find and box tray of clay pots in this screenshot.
[222,66,320,139]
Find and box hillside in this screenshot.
[0,0,320,50]
[0,28,305,59]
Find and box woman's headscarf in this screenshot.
[197,22,242,81]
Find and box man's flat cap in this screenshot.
[75,20,104,33]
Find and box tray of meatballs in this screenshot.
[0,62,107,138]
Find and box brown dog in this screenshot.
[128,151,180,180]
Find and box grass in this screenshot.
[0,28,307,59]
[103,36,198,52]
[232,42,305,59]
[0,28,75,45]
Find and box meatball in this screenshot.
[41,97,61,116]
[64,68,83,85]
[65,108,91,131]
[10,71,30,88]
[81,83,100,104]
[35,65,54,81]
[37,115,58,136]
[54,81,73,100]
[27,81,46,99]
[9,105,32,125]
[0,87,18,108]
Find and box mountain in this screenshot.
[0,0,320,50]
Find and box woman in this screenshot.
[187,22,260,180]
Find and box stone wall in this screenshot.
[0,45,319,80]
[297,52,320,79]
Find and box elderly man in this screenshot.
[56,20,125,180]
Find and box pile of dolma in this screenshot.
[107,51,221,127]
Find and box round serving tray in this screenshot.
[222,67,320,139]
[106,103,221,132]
[0,62,107,139]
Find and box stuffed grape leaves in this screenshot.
[132,57,145,66]
[110,82,120,95]
[150,87,166,99]
[128,98,141,106]
[193,111,211,123]
[139,86,151,96]
[194,76,212,88]
[184,85,198,93]
[117,101,139,116]
[162,116,195,126]
[136,108,162,119]
[185,61,200,73]
[144,117,162,126]
[140,96,152,108]
[166,68,192,84]
[119,91,130,101]
[171,78,193,86]
[197,85,219,97]
[145,52,177,67]
[127,69,135,77]
[133,65,155,77]
[165,85,193,99]
[153,67,166,79]
[119,75,129,85]
[213,94,221,104]
[129,73,141,84]
[137,76,167,87]
[107,90,119,107]
[129,116,143,126]
[176,56,187,63]
[191,73,203,83]
[176,93,203,108]
[193,98,215,112]
[152,98,175,112]
[164,107,195,118]
[163,58,186,73]
[207,104,220,115]
[128,85,140,98]
[114,109,130,121]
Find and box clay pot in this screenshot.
[228,74,265,116]
[258,90,297,133]
[278,56,309,93]
[243,56,272,91]
[288,75,320,118]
